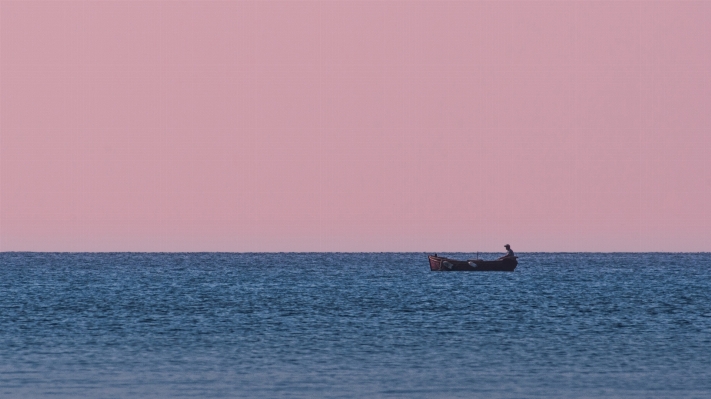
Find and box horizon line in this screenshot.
[2,251,710,255]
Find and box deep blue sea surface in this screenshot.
[1,252,710,398]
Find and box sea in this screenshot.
[1,252,710,399]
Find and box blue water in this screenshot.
[1,253,710,398]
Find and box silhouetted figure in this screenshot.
[498,244,515,260]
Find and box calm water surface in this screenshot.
[1,253,710,398]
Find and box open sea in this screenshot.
[1,252,710,398]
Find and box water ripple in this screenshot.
[1,252,710,398]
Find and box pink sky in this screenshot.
[1,1,709,252]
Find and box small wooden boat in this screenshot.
[428,254,517,272]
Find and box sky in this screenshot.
[1,1,709,252]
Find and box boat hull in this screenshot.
[428,255,517,272]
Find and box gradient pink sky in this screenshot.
[1,1,710,252]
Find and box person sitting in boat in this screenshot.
[498,244,515,260]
